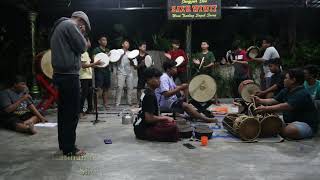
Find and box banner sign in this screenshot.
[168,0,221,20]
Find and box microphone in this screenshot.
[24,92,34,105]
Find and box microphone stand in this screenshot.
[91,68,106,125]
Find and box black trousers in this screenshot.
[53,74,80,154]
[80,79,93,112]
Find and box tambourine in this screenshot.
[128,49,139,59]
[175,56,185,67]
[246,46,260,59]
[144,55,153,67]
[109,49,122,63]
[94,53,110,68]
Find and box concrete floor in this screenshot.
[1,107,320,180]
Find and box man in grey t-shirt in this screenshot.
[252,37,280,89]
[0,76,47,134]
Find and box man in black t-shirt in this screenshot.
[134,42,148,102]
[254,69,318,140]
[256,58,285,98]
[133,67,178,142]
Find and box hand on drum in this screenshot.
[254,105,269,114]
[178,83,189,90]
[255,91,266,97]
[94,60,103,66]
[193,59,200,65]
[164,53,172,60]
[251,95,262,104]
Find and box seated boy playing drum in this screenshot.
[155,60,217,123]
[0,76,47,135]
[133,67,179,142]
[254,69,318,140]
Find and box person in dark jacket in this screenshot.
[50,11,91,156]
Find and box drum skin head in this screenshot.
[41,50,53,79]
[240,83,261,102]
[94,53,110,68]
[109,49,122,62]
[128,49,139,59]
[145,55,153,67]
[175,56,185,67]
[247,46,260,59]
[260,115,283,137]
[189,75,217,102]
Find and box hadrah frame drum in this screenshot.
[246,46,260,59]
[35,50,53,79]
[238,80,261,103]
[189,74,217,103]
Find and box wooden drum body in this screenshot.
[259,114,283,137]
[223,114,260,141]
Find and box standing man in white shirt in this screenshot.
[115,39,134,107]
[252,36,280,89]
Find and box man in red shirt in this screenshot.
[231,40,251,97]
[164,40,189,84]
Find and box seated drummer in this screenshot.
[256,58,285,98]
[254,69,318,140]
[133,67,178,142]
[155,60,217,123]
[0,76,47,135]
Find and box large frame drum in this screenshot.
[35,50,53,79]
[189,74,217,103]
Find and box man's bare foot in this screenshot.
[65,148,86,156]
[203,118,218,123]
[26,122,37,135]
[40,117,48,123]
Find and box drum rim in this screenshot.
[246,46,260,59]
[240,83,261,103]
[40,49,53,79]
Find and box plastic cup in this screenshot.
[201,136,208,146]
